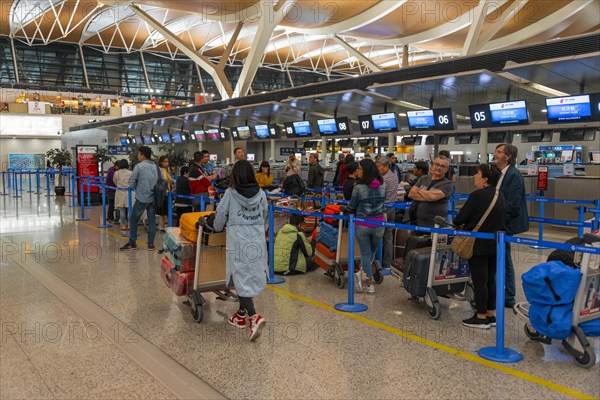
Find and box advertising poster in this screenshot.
[76,145,99,195]
[121,105,137,116]
[9,154,46,170]
[27,101,47,114]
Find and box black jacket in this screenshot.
[453,186,505,256]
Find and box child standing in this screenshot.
[208,160,268,341]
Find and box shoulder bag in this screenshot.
[451,190,499,259]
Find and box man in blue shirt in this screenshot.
[120,146,159,251]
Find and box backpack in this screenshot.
[282,174,306,196]
[214,176,231,190]
[522,261,582,339]
[153,165,168,209]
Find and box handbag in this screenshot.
[451,190,499,259]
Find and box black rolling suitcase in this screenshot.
[403,246,468,298]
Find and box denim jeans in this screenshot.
[382,208,396,268]
[119,207,128,226]
[128,200,156,246]
[355,225,384,279]
[505,242,516,302]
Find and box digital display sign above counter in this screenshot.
[231,126,252,140]
[546,93,600,124]
[358,113,398,134]
[407,108,455,131]
[469,100,529,128]
[254,124,281,139]
[317,117,350,136]
[284,121,313,138]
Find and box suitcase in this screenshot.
[179,211,227,246]
[392,229,411,260]
[162,227,196,272]
[313,242,352,272]
[317,221,338,250]
[403,246,467,298]
[179,211,214,242]
[394,235,431,271]
[160,255,194,296]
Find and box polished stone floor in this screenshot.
[1,194,598,399]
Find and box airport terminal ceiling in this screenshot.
[2,1,599,99]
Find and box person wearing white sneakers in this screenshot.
[345,159,386,294]
[205,160,268,341]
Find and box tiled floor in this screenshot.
[1,194,599,399]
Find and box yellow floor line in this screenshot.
[65,217,149,248]
[267,285,598,400]
[68,217,597,400]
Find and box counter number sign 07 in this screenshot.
[358,114,374,134]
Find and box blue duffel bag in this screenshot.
[529,303,574,340]
[522,261,581,306]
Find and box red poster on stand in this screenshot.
[537,166,548,191]
[76,145,99,194]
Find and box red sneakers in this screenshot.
[228,311,247,329]
[248,314,266,341]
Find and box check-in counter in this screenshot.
[456,173,599,225]
[553,176,600,221]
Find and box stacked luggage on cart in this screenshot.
[514,233,600,368]
[313,205,383,289]
[390,218,473,319]
[159,212,236,323]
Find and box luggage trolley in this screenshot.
[514,233,600,368]
[317,212,384,289]
[159,224,236,323]
[390,217,473,320]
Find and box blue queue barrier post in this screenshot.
[76,180,89,221]
[530,192,548,249]
[1,172,8,196]
[268,204,285,284]
[35,171,41,194]
[45,171,52,197]
[592,200,600,232]
[86,180,93,209]
[69,175,77,208]
[98,184,111,228]
[7,170,12,189]
[335,214,368,313]
[27,171,33,193]
[200,196,206,212]
[479,231,523,363]
[577,206,585,237]
[13,171,22,198]
[167,191,173,227]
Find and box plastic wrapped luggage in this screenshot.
[313,242,338,271]
[162,227,196,272]
[317,221,338,250]
[403,246,468,298]
[160,255,194,296]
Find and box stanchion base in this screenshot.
[382,267,391,276]
[13,195,22,198]
[478,346,523,363]
[335,303,368,313]
[268,277,285,284]
[122,233,129,237]
[0,194,9,196]
[98,224,112,229]
[529,245,549,250]
[85,206,94,210]
[27,191,34,193]
[75,218,90,221]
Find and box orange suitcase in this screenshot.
[179,211,214,243]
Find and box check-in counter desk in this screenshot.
[456,171,600,225]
